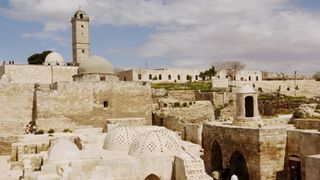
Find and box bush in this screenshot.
[47,129,55,134]
[174,102,180,107]
[35,129,44,135]
[63,128,72,133]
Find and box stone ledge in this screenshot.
[293,119,320,130]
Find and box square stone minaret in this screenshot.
[71,8,90,65]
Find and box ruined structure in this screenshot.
[203,85,320,180]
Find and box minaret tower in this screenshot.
[71,8,90,65]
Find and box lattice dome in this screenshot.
[43,52,65,65]
[128,130,181,158]
[103,127,138,151]
[48,138,80,163]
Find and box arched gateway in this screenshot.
[229,151,249,180]
[211,140,223,172]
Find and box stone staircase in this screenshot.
[183,158,211,180]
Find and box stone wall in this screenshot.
[305,154,320,180]
[203,122,287,180]
[293,119,320,130]
[0,83,35,134]
[36,81,152,130]
[0,64,78,84]
[235,80,320,98]
[286,130,320,180]
[167,90,196,101]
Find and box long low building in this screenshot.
[118,68,206,83]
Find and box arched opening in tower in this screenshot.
[211,140,223,172]
[245,96,254,117]
[144,174,160,180]
[229,151,249,180]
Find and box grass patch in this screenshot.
[151,82,214,91]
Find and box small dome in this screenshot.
[238,85,256,93]
[103,127,138,151]
[44,52,65,65]
[78,56,114,75]
[48,138,80,163]
[128,130,181,158]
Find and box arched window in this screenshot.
[229,151,249,180]
[138,74,142,80]
[211,141,223,171]
[195,75,198,80]
[245,96,254,117]
[158,74,162,80]
[149,74,152,80]
[256,76,259,81]
[168,74,171,80]
[177,75,181,80]
[144,174,160,180]
[248,76,251,81]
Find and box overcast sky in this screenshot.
[0,0,320,74]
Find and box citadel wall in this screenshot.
[235,80,320,97]
[36,81,152,130]
[0,65,78,84]
[0,83,34,134]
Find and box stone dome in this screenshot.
[128,130,181,158]
[48,138,80,163]
[238,85,256,94]
[44,52,65,65]
[78,56,114,75]
[103,127,138,151]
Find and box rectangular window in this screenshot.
[80,14,83,19]
[100,77,106,81]
[149,74,152,80]
[177,75,181,80]
[159,74,162,80]
[138,74,142,80]
[103,101,109,108]
[168,74,171,80]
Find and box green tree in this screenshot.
[27,50,52,64]
[199,66,217,80]
[312,72,320,81]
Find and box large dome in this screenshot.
[48,138,80,163]
[103,127,138,151]
[78,56,114,75]
[44,52,65,65]
[128,130,181,158]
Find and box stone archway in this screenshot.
[229,151,249,180]
[211,140,223,172]
[245,96,254,117]
[144,174,160,180]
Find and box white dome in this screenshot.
[78,56,114,75]
[48,138,80,163]
[128,130,181,158]
[44,52,65,65]
[103,127,138,151]
[238,85,256,94]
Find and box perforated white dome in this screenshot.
[238,85,255,94]
[48,138,80,163]
[103,127,138,151]
[128,130,181,158]
[44,52,65,65]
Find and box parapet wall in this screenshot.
[0,64,78,84]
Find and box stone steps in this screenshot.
[183,158,211,180]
